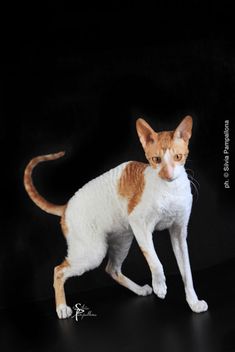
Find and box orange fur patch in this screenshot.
[118,161,148,214]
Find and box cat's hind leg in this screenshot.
[53,259,73,319]
[54,231,108,319]
[105,232,153,296]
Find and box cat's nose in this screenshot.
[163,172,175,181]
[159,165,174,181]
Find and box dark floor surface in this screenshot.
[1,259,235,352]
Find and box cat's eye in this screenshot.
[174,154,183,161]
[152,156,162,164]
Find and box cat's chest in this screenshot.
[153,195,187,230]
[142,175,192,230]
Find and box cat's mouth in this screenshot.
[161,175,178,182]
[166,177,177,182]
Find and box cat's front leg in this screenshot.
[169,224,208,313]
[130,222,167,299]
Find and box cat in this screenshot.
[24,116,208,319]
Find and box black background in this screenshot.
[2,13,235,310]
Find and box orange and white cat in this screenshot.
[24,116,208,319]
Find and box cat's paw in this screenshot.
[56,304,73,319]
[153,279,167,299]
[137,284,153,296]
[188,300,208,313]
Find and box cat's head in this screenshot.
[136,116,192,181]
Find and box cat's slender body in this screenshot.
[24,116,208,319]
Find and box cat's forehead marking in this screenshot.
[156,131,174,150]
[153,131,188,155]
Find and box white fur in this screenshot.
[56,304,73,319]
[60,161,208,318]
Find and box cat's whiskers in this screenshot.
[186,169,200,200]
[186,168,200,188]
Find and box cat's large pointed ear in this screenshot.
[136,118,156,149]
[174,116,193,142]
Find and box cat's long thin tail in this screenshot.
[24,151,66,216]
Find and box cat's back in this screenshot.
[65,161,135,235]
[66,162,129,219]
[75,161,129,198]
